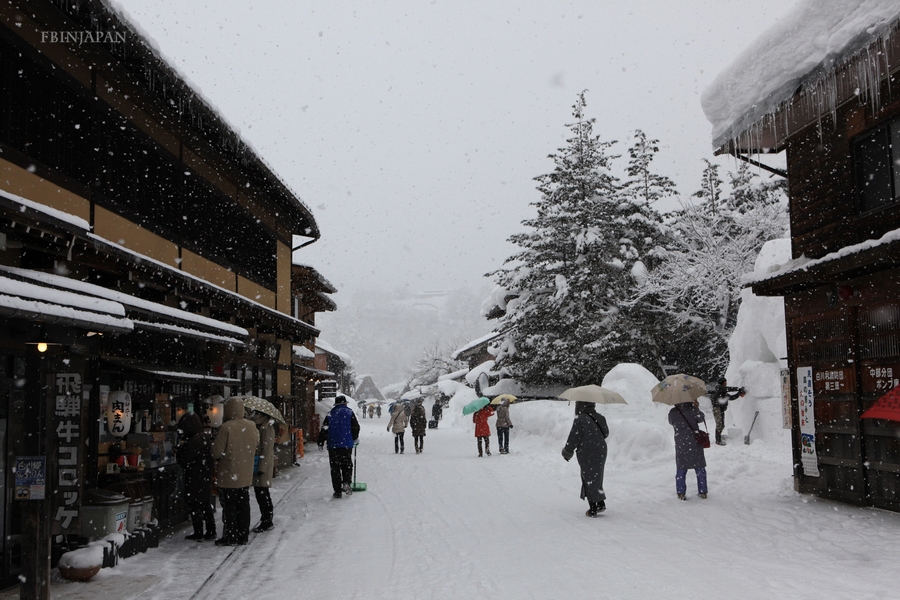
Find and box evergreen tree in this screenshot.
[490,93,663,386]
[625,130,677,206]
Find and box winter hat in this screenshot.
[718,378,727,385]
[334,395,348,404]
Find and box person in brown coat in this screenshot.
[211,397,259,546]
[251,412,276,533]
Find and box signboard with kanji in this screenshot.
[860,364,900,393]
[812,367,855,395]
[52,372,83,534]
[797,366,820,477]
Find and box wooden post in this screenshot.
[20,356,51,600]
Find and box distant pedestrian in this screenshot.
[410,398,428,453]
[495,398,513,454]
[250,412,275,533]
[710,378,745,446]
[668,401,709,500]
[176,412,216,541]
[368,404,375,419]
[432,397,444,421]
[387,400,409,454]
[360,404,367,419]
[473,404,495,457]
[376,404,382,418]
[561,401,608,517]
[317,396,361,498]
[211,397,259,546]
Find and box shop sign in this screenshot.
[106,390,132,437]
[797,367,820,477]
[860,365,900,393]
[53,372,83,533]
[812,367,854,394]
[14,456,46,500]
[781,369,791,429]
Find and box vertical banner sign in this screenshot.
[781,368,792,429]
[797,367,819,477]
[53,373,83,534]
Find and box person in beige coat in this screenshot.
[211,397,259,546]
[387,402,409,454]
[251,412,276,533]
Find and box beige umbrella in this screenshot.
[490,394,519,405]
[651,374,707,406]
[239,395,287,427]
[559,384,627,405]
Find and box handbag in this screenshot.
[676,405,711,449]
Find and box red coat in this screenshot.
[473,406,495,437]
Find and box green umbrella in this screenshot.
[239,395,287,426]
[462,397,490,415]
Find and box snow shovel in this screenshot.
[351,444,367,492]
[744,411,760,445]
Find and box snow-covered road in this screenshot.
[34,402,900,600]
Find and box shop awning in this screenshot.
[104,360,241,385]
[747,228,900,296]
[0,273,133,334]
[132,320,246,346]
[293,363,335,380]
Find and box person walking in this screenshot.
[710,378,745,446]
[495,398,513,454]
[368,404,375,419]
[410,398,428,453]
[211,397,259,546]
[376,404,382,418]
[360,403,367,419]
[561,401,609,517]
[387,399,409,454]
[175,412,217,541]
[250,412,275,533]
[317,395,360,498]
[473,403,495,457]
[668,401,709,500]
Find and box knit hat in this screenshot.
[335,395,347,404]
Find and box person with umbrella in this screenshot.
[561,401,609,517]
[653,374,710,500]
[494,395,515,454]
[387,399,409,454]
[473,402,495,457]
[317,395,361,498]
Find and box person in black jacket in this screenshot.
[711,378,746,446]
[176,412,217,541]
[562,402,609,517]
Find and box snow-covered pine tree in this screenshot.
[625,130,677,206]
[490,92,654,386]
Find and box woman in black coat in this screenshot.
[176,412,217,540]
[562,401,609,517]
[667,401,709,500]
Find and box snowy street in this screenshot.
[32,391,900,600]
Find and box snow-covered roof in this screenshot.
[743,226,900,287]
[292,262,338,294]
[438,368,469,382]
[703,0,900,150]
[0,189,90,232]
[293,344,316,359]
[451,332,502,360]
[0,265,248,338]
[315,339,353,365]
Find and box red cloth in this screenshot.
[861,385,900,422]
[473,405,494,437]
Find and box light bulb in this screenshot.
[37,342,48,353]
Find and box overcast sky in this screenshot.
[116,0,797,301]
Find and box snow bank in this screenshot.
[702,0,900,147]
[57,545,104,569]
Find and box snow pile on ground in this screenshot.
[702,0,900,147]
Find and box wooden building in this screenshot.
[0,1,333,595]
[706,6,900,511]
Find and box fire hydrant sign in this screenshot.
[14,456,46,500]
[797,366,820,477]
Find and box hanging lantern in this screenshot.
[205,394,225,428]
[106,391,132,437]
